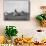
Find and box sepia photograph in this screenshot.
[4,0,30,20]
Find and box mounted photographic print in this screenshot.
[4,0,30,21]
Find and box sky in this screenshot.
[4,0,29,13]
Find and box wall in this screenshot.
[0,0,46,41]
